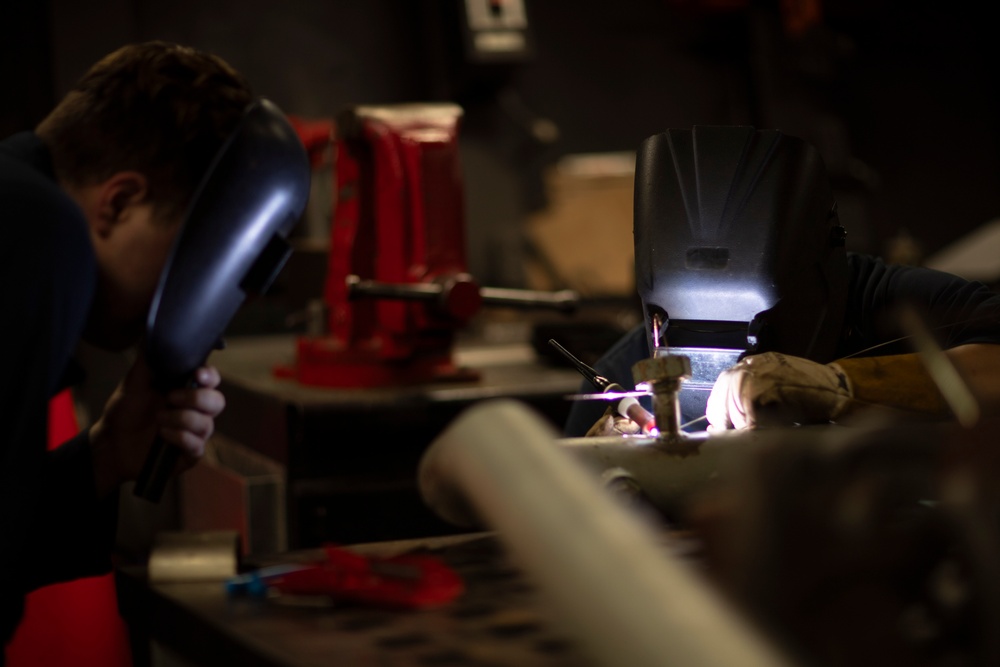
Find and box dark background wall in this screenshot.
[4,0,999,283]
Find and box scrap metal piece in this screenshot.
[148,531,241,583]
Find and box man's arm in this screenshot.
[839,343,1000,417]
[25,432,119,591]
[705,255,1000,430]
[21,355,224,592]
[706,343,1000,430]
[89,355,224,497]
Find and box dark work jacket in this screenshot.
[564,253,1000,436]
[0,132,118,652]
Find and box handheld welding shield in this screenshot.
[134,98,311,501]
[633,126,849,423]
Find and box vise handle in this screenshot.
[347,274,579,317]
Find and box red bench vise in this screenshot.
[279,103,577,388]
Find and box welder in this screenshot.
[0,42,254,654]
[564,127,1000,436]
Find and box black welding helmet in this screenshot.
[633,126,849,425]
[634,125,849,363]
[136,98,309,502]
[145,98,311,385]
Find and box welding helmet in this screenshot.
[135,98,310,503]
[145,98,311,385]
[633,126,849,419]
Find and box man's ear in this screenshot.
[92,172,150,237]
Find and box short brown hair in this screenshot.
[37,41,254,222]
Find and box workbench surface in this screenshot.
[199,335,585,547]
[118,533,586,667]
[215,334,582,404]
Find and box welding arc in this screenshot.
[565,391,649,401]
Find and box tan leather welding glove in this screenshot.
[585,404,642,437]
[706,352,853,430]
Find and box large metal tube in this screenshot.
[417,399,794,667]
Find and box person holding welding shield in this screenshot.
[0,42,256,652]
[565,126,1000,437]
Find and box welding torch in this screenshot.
[548,339,656,433]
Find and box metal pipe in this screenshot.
[346,276,443,300]
[347,274,579,313]
[417,399,794,667]
[479,286,579,312]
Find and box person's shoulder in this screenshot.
[1,133,63,196]
[0,133,85,242]
[846,251,883,277]
[847,251,925,293]
[850,251,979,290]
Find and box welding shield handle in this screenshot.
[133,436,180,502]
[132,376,199,502]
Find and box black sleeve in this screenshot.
[0,142,113,601]
[23,431,119,591]
[841,253,1000,358]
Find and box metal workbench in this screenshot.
[191,335,582,549]
[117,533,587,667]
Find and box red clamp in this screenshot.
[229,544,464,610]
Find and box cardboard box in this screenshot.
[525,152,636,296]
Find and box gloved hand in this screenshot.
[585,403,641,437]
[706,352,853,430]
